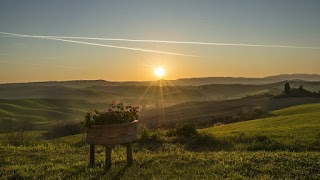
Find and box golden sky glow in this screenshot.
[0,1,320,83]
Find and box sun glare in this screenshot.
[154,67,166,79]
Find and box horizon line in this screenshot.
[1,73,319,85]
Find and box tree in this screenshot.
[298,85,304,91]
[284,83,291,95]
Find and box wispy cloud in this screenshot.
[2,32,320,50]
[0,32,196,57]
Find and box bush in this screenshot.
[138,127,161,144]
[167,124,220,150]
[168,123,198,138]
[187,132,218,150]
[45,122,84,139]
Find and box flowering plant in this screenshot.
[82,102,139,127]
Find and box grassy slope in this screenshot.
[202,103,320,150]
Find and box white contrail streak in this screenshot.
[48,37,320,50]
[2,31,320,50]
[2,32,320,50]
[0,32,196,57]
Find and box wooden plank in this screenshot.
[89,144,95,168]
[105,146,112,171]
[126,142,133,165]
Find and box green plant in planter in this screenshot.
[82,102,139,127]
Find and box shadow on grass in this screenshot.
[134,128,164,151]
[110,164,131,179]
[164,124,318,152]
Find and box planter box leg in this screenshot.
[89,144,95,168]
[126,142,133,165]
[105,146,112,171]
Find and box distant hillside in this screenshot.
[0,99,108,125]
[0,80,319,105]
[140,96,320,128]
[0,78,319,128]
[175,74,320,86]
[1,74,320,87]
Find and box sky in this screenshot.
[1,0,320,83]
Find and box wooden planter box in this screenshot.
[86,120,138,145]
[86,120,138,170]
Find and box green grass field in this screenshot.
[1,143,319,179]
[1,103,320,179]
[202,103,320,150]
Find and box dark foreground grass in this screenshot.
[1,142,320,180]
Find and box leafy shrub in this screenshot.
[167,123,198,138]
[187,132,219,150]
[45,122,83,139]
[138,127,162,144]
[82,102,139,127]
[167,124,220,150]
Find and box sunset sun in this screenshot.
[154,67,166,79]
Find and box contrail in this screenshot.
[2,31,320,50]
[48,36,320,50]
[2,32,320,50]
[0,32,196,57]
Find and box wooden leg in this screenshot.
[126,142,133,165]
[89,144,95,168]
[105,146,112,171]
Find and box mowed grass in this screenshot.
[1,103,320,179]
[202,103,320,150]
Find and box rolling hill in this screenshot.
[0,99,108,125]
[0,76,319,130]
[2,74,320,87]
[140,96,320,128]
[0,79,319,104]
[202,103,320,150]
